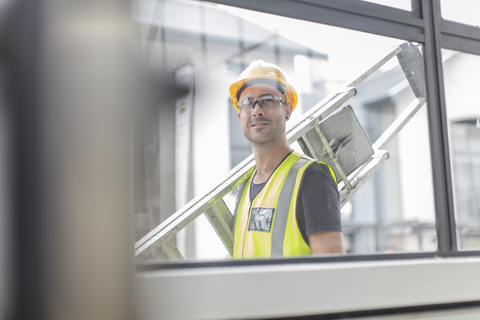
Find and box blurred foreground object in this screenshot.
[2,0,136,319]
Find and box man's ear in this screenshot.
[284,103,293,120]
[237,112,241,120]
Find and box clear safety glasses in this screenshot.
[238,95,286,113]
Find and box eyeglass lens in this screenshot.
[239,96,284,112]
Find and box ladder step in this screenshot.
[205,199,234,255]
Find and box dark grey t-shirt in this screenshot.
[249,161,342,245]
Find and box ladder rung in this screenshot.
[205,199,234,255]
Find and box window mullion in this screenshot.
[422,0,457,252]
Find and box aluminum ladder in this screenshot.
[135,42,426,261]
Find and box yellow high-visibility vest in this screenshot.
[232,151,336,259]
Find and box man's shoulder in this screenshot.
[307,160,332,174]
[301,160,337,187]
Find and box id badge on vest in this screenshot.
[248,207,274,232]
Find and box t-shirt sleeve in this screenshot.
[298,162,342,236]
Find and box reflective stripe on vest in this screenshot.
[270,157,309,257]
[232,151,331,258]
[232,179,248,243]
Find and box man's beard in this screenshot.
[243,115,286,146]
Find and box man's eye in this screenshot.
[240,101,254,110]
[261,97,274,103]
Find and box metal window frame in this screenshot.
[160,0,480,263]
[139,249,480,271]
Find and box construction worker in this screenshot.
[230,60,345,258]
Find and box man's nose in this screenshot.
[252,101,263,116]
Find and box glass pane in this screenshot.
[359,0,411,11]
[134,0,437,261]
[441,0,480,27]
[442,50,480,250]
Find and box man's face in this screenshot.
[237,84,292,146]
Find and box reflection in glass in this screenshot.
[442,50,480,250]
[133,0,437,261]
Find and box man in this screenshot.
[229,60,345,259]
